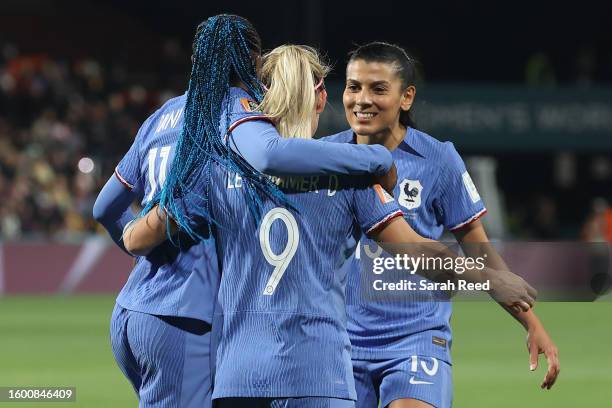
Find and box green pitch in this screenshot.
[0,296,610,407]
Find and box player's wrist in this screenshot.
[121,220,137,257]
[523,313,544,332]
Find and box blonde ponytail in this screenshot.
[258,45,330,138]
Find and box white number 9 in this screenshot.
[259,207,299,295]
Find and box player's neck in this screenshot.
[355,124,407,151]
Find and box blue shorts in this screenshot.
[110,304,213,408]
[215,397,355,408]
[352,355,452,408]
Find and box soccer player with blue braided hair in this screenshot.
[93,15,400,408]
[123,44,536,408]
[322,42,560,408]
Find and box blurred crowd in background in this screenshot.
[0,39,610,242]
[0,42,183,241]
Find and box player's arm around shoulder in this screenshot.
[229,120,393,177]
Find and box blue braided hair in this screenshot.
[144,14,293,240]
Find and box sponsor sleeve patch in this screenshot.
[373,184,395,204]
[432,336,447,348]
[462,171,481,203]
[240,98,258,112]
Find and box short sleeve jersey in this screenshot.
[114,93,220,323]
[323,128,486,364]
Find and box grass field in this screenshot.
[0,296,611,407]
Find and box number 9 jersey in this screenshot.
[187,164,404,400]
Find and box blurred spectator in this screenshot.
[526,195,561,240]
[574,47,597,87]
[581,198,612,242]
[525,52,556,86]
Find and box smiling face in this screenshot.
[343,59,415,140]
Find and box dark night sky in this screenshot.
[3,0,611,82]
[95,0,612,82]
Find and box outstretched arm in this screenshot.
[370,216,537,311]
[453,220,560,389]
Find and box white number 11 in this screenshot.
[259,207,300,295]
[146,146,171,202]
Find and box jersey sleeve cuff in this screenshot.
[114,167,135,190]
[366,210,404,236]
[448,208,487,231]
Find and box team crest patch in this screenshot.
[398,179,422,210]
[240,98,258,112]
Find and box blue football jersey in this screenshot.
[171,127,403,400]
[113,86,401,325]
[114,93,221,323]
[204,171,402,399]
[323,128,486,364]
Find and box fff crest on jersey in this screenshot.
[398,179,422,210]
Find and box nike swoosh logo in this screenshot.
[409,376,433,385]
